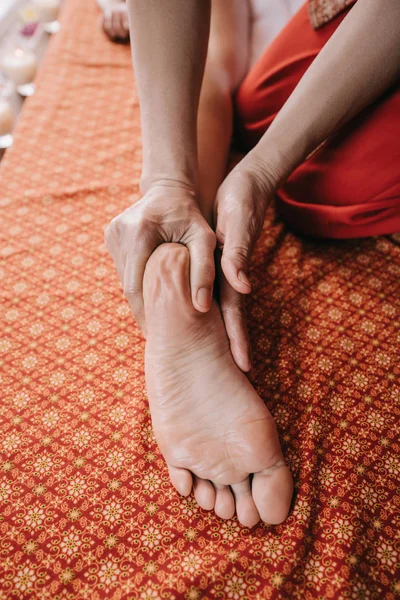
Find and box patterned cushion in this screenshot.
[0,0,399,597]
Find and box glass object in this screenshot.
[2,47,37,97]
[0,98,13,149]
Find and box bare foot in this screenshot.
[99,0,129,42]
[143,243,293,527]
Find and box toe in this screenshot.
[213,484,235,520]
[112,11,123,38]
[103,11,114,38]
[122,11,129,36]
[167,464,192,497]
[116,12,127,39]
[193,476,215,511]
[252,460,293,525]
[231,478,260,528]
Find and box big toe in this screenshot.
[252,460,293,525]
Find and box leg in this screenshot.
[235,3,400,238]
[142,1,294,526]
[143,243,293,527]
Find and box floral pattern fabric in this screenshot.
[0,0,399,598]
[308,0,357,28]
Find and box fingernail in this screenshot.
[196,287,212,310]
[238,270,251,289]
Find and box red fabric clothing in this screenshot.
[235,3,400,239]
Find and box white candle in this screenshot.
[2,49,37,86]
[0,99,13,137]
[34,0,60,22]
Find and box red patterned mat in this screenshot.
[0,0,399,597]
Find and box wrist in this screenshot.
[141,140,199,196]
[248,139,294,192]
[140,174,197,197]
[251,114,315,188]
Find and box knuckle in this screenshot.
[123,284,139,299]
[200,262,215,282]
[223,243,250,264]
[221,300,245,318]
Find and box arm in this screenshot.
[252,0,400,186]
[127,0,211,192]
[216,0,400,292]
[106,1,216,332]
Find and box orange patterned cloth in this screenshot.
[1,0,399,598]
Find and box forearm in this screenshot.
[197,78,234,225]
[252,0,400,186]
[127,0,211,192]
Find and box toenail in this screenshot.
[196,287,211,310]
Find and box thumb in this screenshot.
[215,165,270,294]
[216,217,252,295]
[185,225,217,313]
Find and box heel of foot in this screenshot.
[143,243,193,317]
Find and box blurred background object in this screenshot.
[0,0,62,156]
[33,0,61,33]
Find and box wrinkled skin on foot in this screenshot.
[143,243,293,527]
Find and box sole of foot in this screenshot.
[143,243,293,527]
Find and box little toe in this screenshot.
[231,479,260,528]
[167,464,192,497]
[252,460,293,525]
[193,476,215,511]
[213,484,235,520]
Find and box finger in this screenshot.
[123,242,155,337]
[214,185,253,295]
[219,227,252,296]
[219,269,252,372]
[185,228,216,313]
[230,478,260,528]
[104,224,125,286]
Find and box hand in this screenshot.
[214,154,276,372]
[105,183,216,335]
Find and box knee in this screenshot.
[234,65,287,149]
[234,72,275,147]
